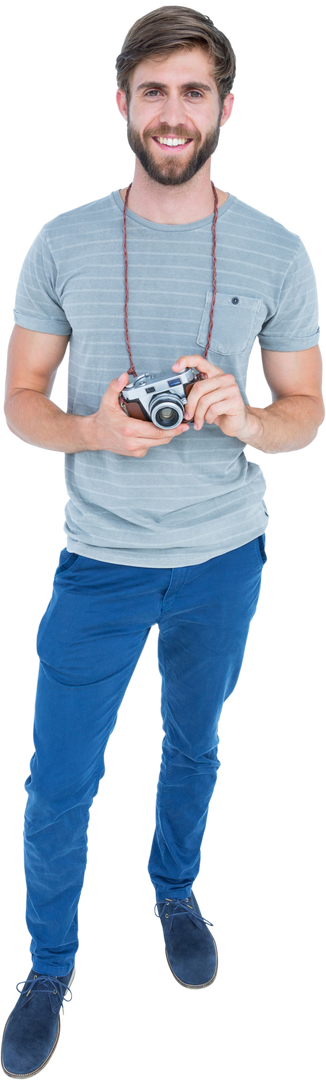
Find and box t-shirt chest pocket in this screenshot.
[197,292,263,355]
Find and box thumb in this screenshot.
[106,371,127,397]
[110,369,128,406]
[104,370,129,404]
[116,371,129,389]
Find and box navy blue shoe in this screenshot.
[154,891,218,988]
[1,966,75,1077]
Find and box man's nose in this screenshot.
[157,93,189,130]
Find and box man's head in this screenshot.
[117,49,230,187]
[112,4,239,190]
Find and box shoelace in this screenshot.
[16,974,73,1014]
[154,896,213,926]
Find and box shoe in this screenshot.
[1,966,75,1077]
[154,891,218,988]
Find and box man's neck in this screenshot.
[118,181,227,223]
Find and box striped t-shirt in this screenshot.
[13,189,320,567]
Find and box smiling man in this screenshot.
[1,5,324,1077]
[114,47,234,220]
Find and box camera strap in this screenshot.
[122,181,218,378]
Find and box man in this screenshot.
[1,5,324,1076]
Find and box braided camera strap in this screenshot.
[122,180,218,378]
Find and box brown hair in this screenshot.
[116,5,236,108]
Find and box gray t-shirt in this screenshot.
[13,190,319,567]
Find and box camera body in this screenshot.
[119,366,205,429]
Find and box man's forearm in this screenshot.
[5,388,324,457]
[5,389,95,452]
[244,395,325,453]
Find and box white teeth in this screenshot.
[157,137,188,146]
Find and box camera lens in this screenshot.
[150,394,184,429]
[156,408,179,427]
[160,407,176,420]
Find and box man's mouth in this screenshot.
[152,136,193,150]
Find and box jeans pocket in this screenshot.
[256,533,269,574]
[55,550,80,575]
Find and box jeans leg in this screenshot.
[23,553,156,975]
[148,538,265,899]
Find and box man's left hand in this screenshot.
[172,355,261,442]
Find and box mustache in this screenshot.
[144,125,200,141]
[124,121,196,141]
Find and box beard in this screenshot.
[126,112,223,186]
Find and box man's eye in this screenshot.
[144,89,200,99]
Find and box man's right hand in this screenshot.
[88,371,189,457]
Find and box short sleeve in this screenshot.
[258,238,320,351]
[13,227,72,335]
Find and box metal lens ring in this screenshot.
[150,394,184,429]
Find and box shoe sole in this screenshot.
[0,959,78,1075]
[163,928,221,993]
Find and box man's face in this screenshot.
[117,47,232,186]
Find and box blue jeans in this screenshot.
[23,536,267,975]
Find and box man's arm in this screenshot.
[244,345,325,453]
[4,326,189,457]
[4,325,82,450]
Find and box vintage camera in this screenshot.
[119,366,206,430]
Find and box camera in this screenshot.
[119,366,206,430]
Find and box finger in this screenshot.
[172,353,219,375]
[184,373,235,419]
[110,373,130,403]
[126,419,189,440]
[193,388,239,429]
[154,420,189,436]
[184,375,220,416]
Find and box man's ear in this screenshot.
[112,87,127,124]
